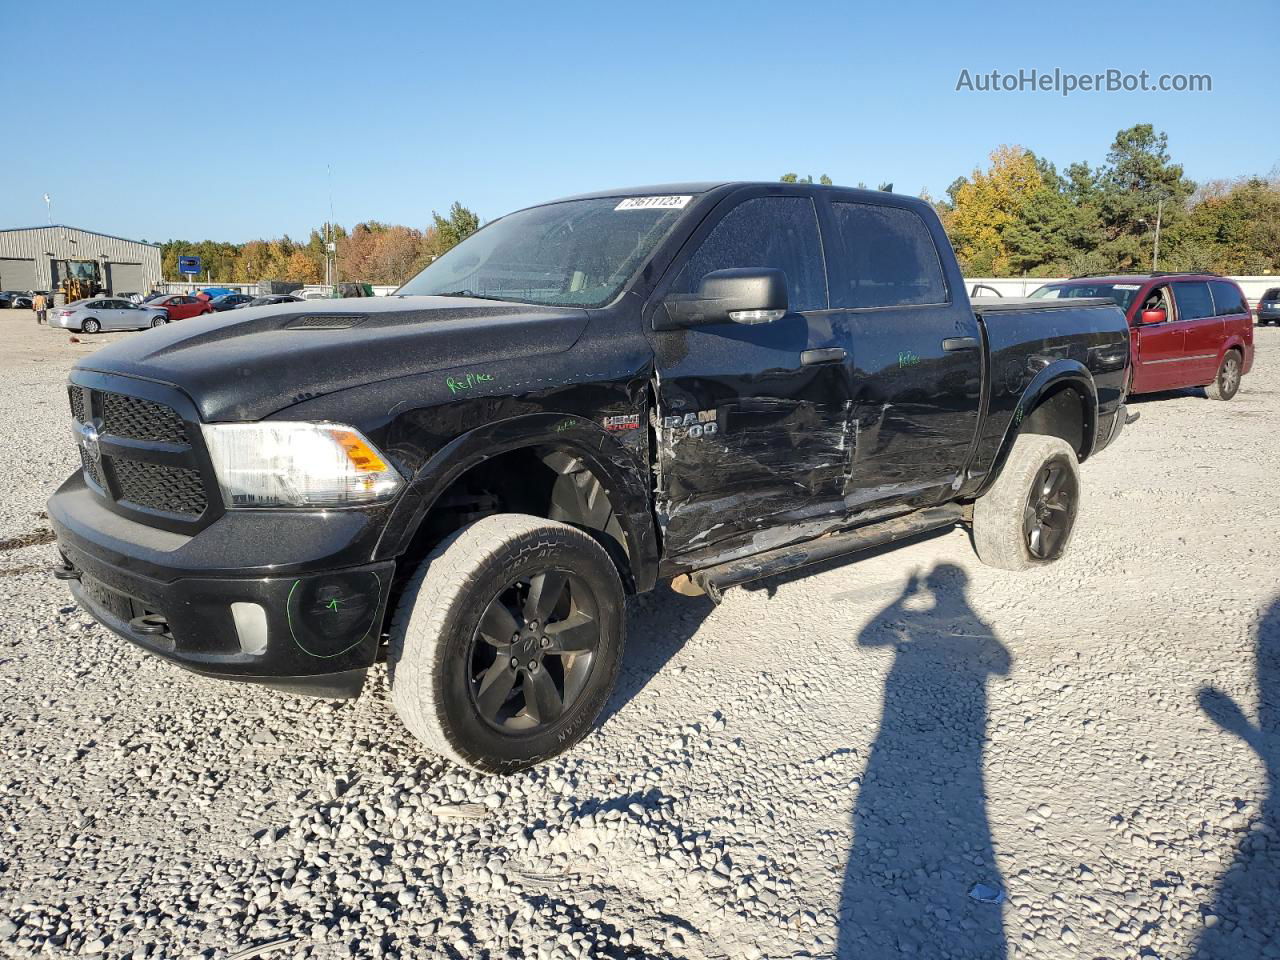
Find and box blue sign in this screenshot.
[178,256,202,275]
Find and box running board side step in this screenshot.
[676,504,966,603]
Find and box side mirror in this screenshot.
[1139,308,1167,324]
[658,268,789,330]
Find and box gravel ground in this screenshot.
[0,310,1276,960]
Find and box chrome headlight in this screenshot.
[201,422,403,508]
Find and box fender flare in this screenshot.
[979,359,1098,498]
[375,413,660,592]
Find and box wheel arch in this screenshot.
[979,360,1097,498]
[377,413,659,596]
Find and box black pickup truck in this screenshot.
[49,182,1132,771]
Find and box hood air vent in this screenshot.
[285,314,368,330]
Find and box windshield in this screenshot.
[396,196,691,308]
[1030,282,1143,312]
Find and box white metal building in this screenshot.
[0,225,162,295]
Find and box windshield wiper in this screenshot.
[436,289,512,302]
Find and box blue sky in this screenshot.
[6,0,1277,242]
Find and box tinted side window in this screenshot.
[1172,282,1214,321]
[673,197,827,312]
[1209,280,1246,316]
[829,202,948,308]
[1263,288,1280,301]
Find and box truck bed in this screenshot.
[970,296,1116,314]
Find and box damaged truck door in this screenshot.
[651,194,854,556]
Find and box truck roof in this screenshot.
[546,181,931,206]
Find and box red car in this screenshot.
[1031,273,1254,400]
[140,293,215,322]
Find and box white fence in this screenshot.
[965,276,1278,308]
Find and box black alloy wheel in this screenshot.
[468,569,600,732]
[1023,459,1078,562]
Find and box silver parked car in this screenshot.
[51,297,169,334]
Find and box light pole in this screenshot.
[1152,198,1164,272]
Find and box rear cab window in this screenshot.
[672,196,828,313]
[827,201,947,308]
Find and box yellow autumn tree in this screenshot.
[943,146,1044,276]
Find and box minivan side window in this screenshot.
[672,197,828,313]
[1209,280,1247,317]
[1171,282,1214,321]
[829,201,948,309]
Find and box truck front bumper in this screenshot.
[48,473,396,698]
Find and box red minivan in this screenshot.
[1030,273,1254,400]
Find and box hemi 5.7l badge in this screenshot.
[602,414,641,432]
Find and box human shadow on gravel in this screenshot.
[837,563,1010,959]
[1194,596,1279,958]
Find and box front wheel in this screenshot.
[81,318,101,334]
[388,514,625,773]
[150,316,167,328]
[972,434,1081,571]
[1205,350,1242,401]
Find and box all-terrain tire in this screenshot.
[1204,349,1242,401]
[388,514,625,773]
[972,434,1080,571]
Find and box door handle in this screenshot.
[941,337,979,352]
[801,347,847,365]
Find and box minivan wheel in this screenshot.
[81,318,100,334]
[972,434,1080,571]
[1205,350,1242,401]
[388,514,625,773]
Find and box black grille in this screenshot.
[79,446,104,489]
[113,459,208,516]
[68,386,86,423]
[102,394,188,444]
[67,381,216,528]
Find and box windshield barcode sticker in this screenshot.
[615,196,692,211]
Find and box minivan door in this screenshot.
[1171,281,1223,384]
[1132,284,1184,392]
[822,195,983,512]
[650,193,853,559]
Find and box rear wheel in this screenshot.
[973,434,1080,571]
[1205,350,1242,401]
[81,318,100,334]
[388,514,625,773]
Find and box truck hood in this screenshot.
[75,296,590,421]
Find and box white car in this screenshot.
[51,297,169,334]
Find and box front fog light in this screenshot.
[202,422,403,507]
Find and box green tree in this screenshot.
[1093,124,1196,270]
[779,173,831,185]
[424,203,481,260]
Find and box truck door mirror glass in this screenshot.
[659,268,790,329]
[1140,308,1167,324]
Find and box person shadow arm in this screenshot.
[1198,686,1263,754]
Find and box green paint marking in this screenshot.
[446,372,496,395]
[286,574,384,660]
[326,598,342,611]
[898,351,920,368]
